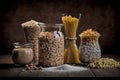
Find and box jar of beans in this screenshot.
[38,23,64,67]
[79,29,101,63]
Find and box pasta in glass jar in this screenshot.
[38,23,64,67]
[79,29,101,63]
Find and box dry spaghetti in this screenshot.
[62,15,80,63]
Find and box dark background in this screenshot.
[0,0,120,55]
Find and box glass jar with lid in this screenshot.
[12,42,33,66]
[38,23,64,67]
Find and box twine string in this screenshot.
[65,37,77,40]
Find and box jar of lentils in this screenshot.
[38,23,64,67]
[79,29,101,63]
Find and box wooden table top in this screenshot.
[0,54,120,77]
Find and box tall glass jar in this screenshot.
[12,42,33,66]
[21,20,41,65]
[38,23,64,67]
[62,13,81,64]
[79,33,101,63]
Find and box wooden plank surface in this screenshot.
[0,64,24,77]
[91,69,120,77]
[19,66,95,77]
[91,54,120,77]
[0,54,120,77]
[19,70,95,77]
[0,64,95,77]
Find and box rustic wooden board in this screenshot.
[19,69,95,77]
[0,68,23,77]
[90,54,120,77]
[0,64,24,77]
[91,68,120,77]
[0,64,95,77]
[19,65,95,77]
[0,54,120,77]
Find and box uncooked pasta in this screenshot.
[62,15,79,38]
[62,15,80,63]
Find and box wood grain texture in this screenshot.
[91,69,120,77]
[0,54,120,77]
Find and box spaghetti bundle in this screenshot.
[62,15,80,63]
[62,15,79,38]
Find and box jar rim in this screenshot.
[38,22,63,32]
[38,22,46,27]
[38,22,63,27]
[79,34,101,37]
[13,42,32,48]
[62,13,82,20]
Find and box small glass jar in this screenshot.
[38,23,64,67]
[12,42,33,66]
[79,34,101,63]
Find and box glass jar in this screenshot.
[38,23,64,67]
[62,13,81,64]
[21,20,41,65]
[79,34,101,63]
[12,42,33,66]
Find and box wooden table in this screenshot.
[0,54,120,77]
